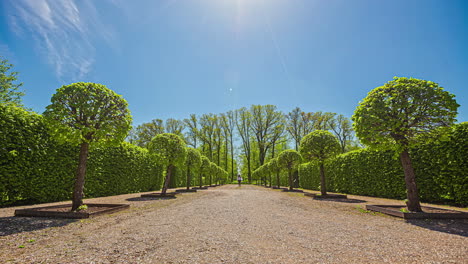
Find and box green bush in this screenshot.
[299,123,467,205]
[86,142,163,197]
[0,104,163,206]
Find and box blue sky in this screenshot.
[1,0,467,125]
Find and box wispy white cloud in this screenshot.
[7,0,116,82]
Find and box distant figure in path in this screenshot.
[237,174,243,187]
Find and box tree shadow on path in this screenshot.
[406,219,468,237]
[314,198,367,204]
[0,216,77,236]
[126,197,175,202]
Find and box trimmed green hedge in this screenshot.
[1,104,163,207]
[299,123,468,205]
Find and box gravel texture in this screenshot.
[1,185,467,263]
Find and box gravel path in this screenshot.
[1,185,467,263]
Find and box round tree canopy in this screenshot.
[200,156,211,171]
[148,133,187,166]
[277,149,302,171]
[300,130,341,162]
[43,82,132,145]
[185,147,202,168]
[352,77,459,148]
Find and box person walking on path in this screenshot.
[237,174,243,187]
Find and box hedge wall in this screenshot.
[299,123,468,205]
[1,104,163,207]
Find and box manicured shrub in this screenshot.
[1,104,163,206]
[299,123,467,205]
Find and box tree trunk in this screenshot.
[320,163,327,196]
[161,164,173,195]
[259,147,266,166]
[199,173,203,188]
[71,142,89,211]
[230,137,234,182]
[276,171,280,188]
[247,155,252,183]
[400,150,422,212]
[225,139,228,172]
[293,170,299,188]
[186,165,191,190]
[269,172,272,187]
[288,169,293,191]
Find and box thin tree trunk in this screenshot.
[161,164,173,195]
[186,165,191,190]
[288,169,293,191]
[269,172,272,187]
[72,142,89,211]
[225,139,228,172]
[320,163,327,196]
[276,171,280,188]
[247,155,252,183]
[199,172,203,188]
[230,137,234,182]
[400,150,422,212]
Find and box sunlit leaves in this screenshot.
[299,130,341,163]
[43,82,132,145]
[352,77,459,149]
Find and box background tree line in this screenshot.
[126,105,359,184]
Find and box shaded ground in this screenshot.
[1,185,467,263]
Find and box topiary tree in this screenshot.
[352,77,459,212]
[268,157,282,188]
[199,156,210,188]
[277,150,303,191]
[43,82,131,210]
[185,148,202,190]
[148,133,187,195]
[300,130,341,196]
[209,162,216,186]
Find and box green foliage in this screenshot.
[148,133,187,167]
[0,104,163,206]
[352,77,459,149]
[300,130,341,162]
[277,150,302,171]
[0,57,24,107]
[299,123,468,205]
[185,148,202,168]
[85,142,163,197]
[76,204,88,211]
[43,82,132,145]
[128,119,164,147]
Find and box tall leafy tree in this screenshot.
[212,115,223,166]
[199,113,217,160]
[286,107,303,151]
[184,114,199,148]
[352,77,459,212]
[300,130,341,196]
[220,112,235,180]
[165,118,185,137]
[43,82,131,210]
[148,133,187,195]
[277,149,302,191]
[250,104,284,166]
[236,107,253,183]
[185,148,202,190]
[0,57,24,107]
[328,114,353,153]
[130,119,164,147]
